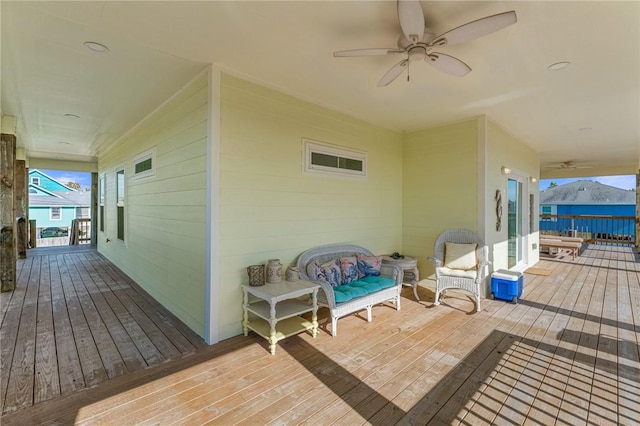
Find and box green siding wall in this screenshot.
[218,74,403,339]
[93,69,541,341]
[402,119,480,279]
[98,72,208,336]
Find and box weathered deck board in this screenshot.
[33,255,61,404]
[49,254,85,396]
[0,246,205,416]
[89,256,197,355]
[1,244,638,426]
[0,257,32,414]
[3,255,41,412]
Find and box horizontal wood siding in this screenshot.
[98,73,208,336]
[218,74,403,339]
[402,119,479,279]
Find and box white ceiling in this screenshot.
[2,1,639,177]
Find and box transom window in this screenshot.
[303,138,367,179]
[133,148,155,179]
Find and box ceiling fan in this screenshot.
[543,161,595,170]
[334,0,517,87]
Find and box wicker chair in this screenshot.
[427,228,490,312]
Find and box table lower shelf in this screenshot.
[245,315,314,343]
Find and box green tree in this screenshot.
[549,182,558,188]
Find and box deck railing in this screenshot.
[540,214,635,245]
[70,218,91,245]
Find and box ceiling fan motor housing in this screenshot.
[397,30,436,49]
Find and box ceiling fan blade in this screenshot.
[397,0,425,44]
[426,53,471,77]
[378,59,409,87]
[430,11,517,47]
[334,48,404,57]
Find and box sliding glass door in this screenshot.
[508,178,524,268]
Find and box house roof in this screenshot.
[28,184,60,198]
[2,2,638,177]
[540,180,636,205]
[29,169,77,192]
[29,190,91,207]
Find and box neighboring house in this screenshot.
[540,180,636,238]
[28,169,91,231]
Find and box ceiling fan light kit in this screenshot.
[334,0,517,86]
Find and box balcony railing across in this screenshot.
[70,218,91,245]
[540,214,635,245]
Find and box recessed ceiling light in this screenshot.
[578,127,592,131]
[84,41,109,53]
[547,61,571,71]
[64,113,80,119]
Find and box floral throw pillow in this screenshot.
[315,259,342,287]
[339,256,359,284]
[356,254,382,277]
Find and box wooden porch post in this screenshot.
[15,159,27,258]
[91,172,98,244]
[1,132,16,292]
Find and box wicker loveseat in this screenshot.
[296,244,403,336]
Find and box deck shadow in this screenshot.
[286,327,638,424]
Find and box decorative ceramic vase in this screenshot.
[286,266,300,282]
[247,264,265,286]
[267,259,282,283]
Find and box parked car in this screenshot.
[40,227,69,238]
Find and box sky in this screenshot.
[40,169,92,189]
[540,175,635,191]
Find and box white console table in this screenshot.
[242,280,320,355]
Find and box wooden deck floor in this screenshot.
[1,244,638,425]
[0,245,206,417]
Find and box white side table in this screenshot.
[382,255,420,301]
[242,280,320,355]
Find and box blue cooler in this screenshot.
[491,269,524,303]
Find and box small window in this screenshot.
[540,205,557,222]
[31,177,40,186]
[303,138,366,179]
[133,149,155,179]
[50,207,61,221]
[29,188,37,194]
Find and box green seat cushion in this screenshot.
[359,275,396,289]
[348,280,383,293]
[333,276,396,303]
[333,284,368,303]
